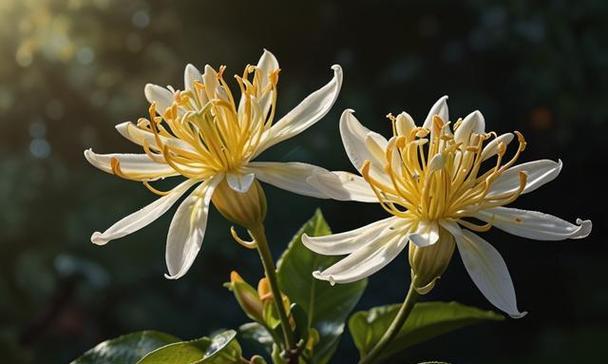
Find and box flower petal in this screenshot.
[144,84,174,113]
[480,133,514,161]
[247,161,329,198]
[253,49,279,116]
[476,207,592,240]
[306,170,377,202]
[202,65,220,101]
[396,112,416,136]
[302,216,400,255]
[256,65,342,154]
[184,63,203,94]
[165,176,221,279]
[454,110,485,145]
[443,221,526,318]
[90,179,197,246]
[226,172,255,193]
[422,95,449,129]
[488,159,563,196]
[254,49,279,90]
[115,122,195,152]
[84,149,176,181]
[339,109,387,172]
[409,220,440,247]
[312,231,408,285]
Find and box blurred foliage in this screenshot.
[0,0,606,363]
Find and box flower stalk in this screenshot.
[358,283,419,364]
[249,224,298,363]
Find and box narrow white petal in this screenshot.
[422,95,449,129]
[184,64,203,93]
[476,207,592,240]
[144,84,174,113]
[443,221,526,318]
[226,172,255,193]
[165,176,221,279]
[115,122,194,152]
[90,179,197,246]
[239,50,279,117]
[339,109,387,172]
[247,161,329,198]
[396,112,416,136]
[409,220,440,247]
[480,133,514,161]
[203,65,220,101]
[454,110,485,145]
[313,232,408,285]
[302,216,400,255]
[488,159,563,196]
[255,49,279,89]
[256,65,342,154]
[84,149,176,180]
[306,170,377,203]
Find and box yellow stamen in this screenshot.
[367,114,529,228]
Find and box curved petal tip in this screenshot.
[91,232,108,246]
[510,310,528,319]
[312,270,336,286]
[342,108,355,116]
[164,272,184,280]
[572,219,592,239]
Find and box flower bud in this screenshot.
[212,178,267,229]
[228,271,264,322]
[258,277,295,329]
[408,226,455,294]
[257,277,272,302]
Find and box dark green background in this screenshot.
[1,0,605,363]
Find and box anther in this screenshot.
[514,131,527,150]
[453,118,463,130]
[217,65,226,79]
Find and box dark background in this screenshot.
[1,0,606,363]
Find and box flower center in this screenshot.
[362,114,528,229]
[114,64,280,184]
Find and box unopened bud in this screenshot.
[257,277,272,302]
[228,271,264,322]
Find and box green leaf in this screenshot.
[200,331,242,364]
[349,301,504,361]
[276,209,367,364]
[136,330,242,364]
[239,322,274,354]
[71,330,180,364]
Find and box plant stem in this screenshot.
[249,224,298,363]
[358,283,419,364]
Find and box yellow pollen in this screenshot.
[115,64,280,188]
[364,116,528,225]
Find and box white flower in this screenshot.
[85,50,342,279]
[303,96,592,318]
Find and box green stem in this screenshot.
[358,283,419,364]
[249,224,298,363]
